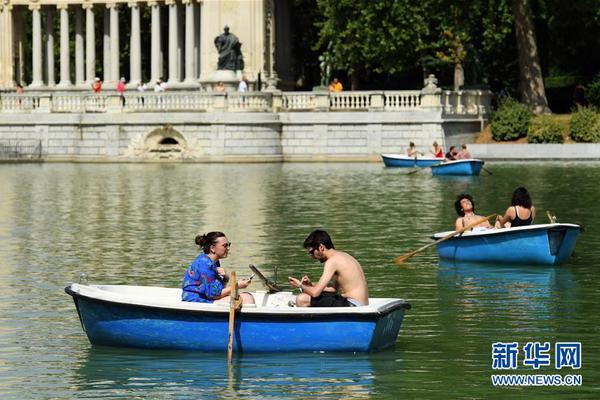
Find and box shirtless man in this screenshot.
[288,230,368,307]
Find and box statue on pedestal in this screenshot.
[214,26,244,71]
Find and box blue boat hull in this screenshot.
[431,159,483,176]
[381,154,441,168]
[67,288,409,353]
[435,224,581,265]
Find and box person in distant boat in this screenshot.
[431,141,444,158]
[288,230,368,307]
[445,145,457,161]
[495,187,536,229]
[456,144,471,159]
[406,141,420,157]
[182,231,254,304]
[454,193,493,231]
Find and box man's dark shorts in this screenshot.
[310,292,352,307]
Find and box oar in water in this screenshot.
[227,271,240,364]
[393,214,496,265]
[482,166,493,175]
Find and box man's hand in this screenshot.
[301,276,312,286]
[288,276,301,289]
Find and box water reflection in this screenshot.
[72,347,374,398]
[437,261,576,335]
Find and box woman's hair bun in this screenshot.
[195,234,207,247]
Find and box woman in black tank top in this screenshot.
[495,187,536,228]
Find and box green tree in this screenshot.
[315,0,431,89]
[512,0,550,113]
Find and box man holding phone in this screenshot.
[288,230,368,307]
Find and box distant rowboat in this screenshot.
[430,159,484,176]
[433,223,582,265]
[65,284,411,353]
[381,153,442,168]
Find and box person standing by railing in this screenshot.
[237,76,248,92]
[91,77,102,93]
[328,77,343,92]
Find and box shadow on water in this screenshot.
[71,346,375,398]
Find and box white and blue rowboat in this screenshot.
[381,153,442,168]
[430,159,484,176]
[433,223,582,265]
[65,284,411,353]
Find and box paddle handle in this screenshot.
[227,271,239,364]
[394,213,496,265]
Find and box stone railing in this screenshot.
[0,90,491,116]
[442,90,492,116]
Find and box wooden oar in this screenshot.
[546,210,557,223]
[482,166,493,175]
[227,271,240,364]
[393,213,496,265]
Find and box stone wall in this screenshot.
[0,111,478,162]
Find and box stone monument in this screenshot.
[207,26,244,91]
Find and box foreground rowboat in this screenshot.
[381,153,442,168]
[433,223,582,265]
[65,284,411,353]
[430,159,484,176]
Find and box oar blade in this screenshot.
[393,252,416,265]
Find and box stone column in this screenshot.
[178,4,184,80]
[109,3,120,83]
[75,6,85,85]
[183,0,197,85]
[84,4,96,84]
[167,0,180,83]
[149,1,161,84]
[103,8,110,81]
[29,4,44,87]
[57,4,71,87]
[0,5,15,90]
[129,2,142,87]
[45,7,55,87]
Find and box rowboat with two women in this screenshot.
[433,223,582,265]
[65,283,411,353]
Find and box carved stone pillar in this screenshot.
[129,2,141,86]
[29,4,44,87]
[167,0,180,83]
[149,1,161,84]
[183,0,197,84]
[57,4,71,87]
[84,4,96,84]
[109,3,120,83]
[0,4,15,89]
[45,7,55,87]
[75,6,85,85]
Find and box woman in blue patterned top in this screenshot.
[182,231,254,304]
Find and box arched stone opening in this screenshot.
[143,126,188,159]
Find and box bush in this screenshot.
[491,98,532,141]
[570,107,600,142]
[527,116,564,143]
[588,74,600,108]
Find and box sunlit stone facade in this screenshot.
[0,0,290,90]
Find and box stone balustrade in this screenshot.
[0,90,492,116]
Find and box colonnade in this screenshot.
[27,0,203,89]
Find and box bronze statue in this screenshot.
[214,26,244,71]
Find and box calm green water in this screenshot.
[0,162,599,398]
